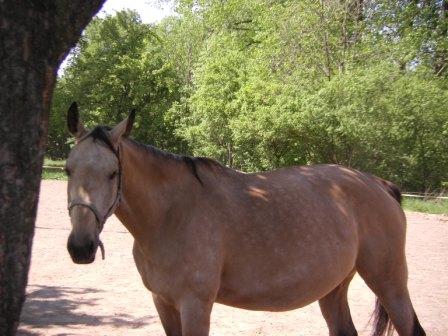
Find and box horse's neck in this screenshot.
[113,140,191,244]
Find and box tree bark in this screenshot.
[0,1,105,334]
[435,0,447,76]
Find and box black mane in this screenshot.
[87,126,223,185]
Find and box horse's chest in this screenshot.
[131,241,183,299]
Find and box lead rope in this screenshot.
[102,149,121,259]
[98,240,105,260]
[96,146,123,260]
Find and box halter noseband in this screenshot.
[67,132,123,259]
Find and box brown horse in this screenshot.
[65,102,425,336]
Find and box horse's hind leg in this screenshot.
[153,294,182,336]
[360,271,424,336]
[357,239,425,336]
[319,271,358,336]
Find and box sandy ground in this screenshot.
[17,180,448,336]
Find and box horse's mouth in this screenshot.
[72,255,96,264]
[68,248,97,264]
[67,235,105,264]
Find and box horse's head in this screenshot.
[65,102,135,264]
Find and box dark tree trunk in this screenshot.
[0,1,105,334]
[351,0,364,23]
[434,0,447,76]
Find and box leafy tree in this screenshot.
[48,1,448,191]
[49,10,187,158]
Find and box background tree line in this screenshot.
[49,0,448,192]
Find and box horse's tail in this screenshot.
[371,298,394,336]
[375,177,402,205]
[371,299,426,336]
[370,176,402,336]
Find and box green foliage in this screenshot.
[48,2,448,192]
[42,157,66,180]
[402,197,448,215]
[48,10,188,158]
[43,158,65,168]
[41,169,67,181]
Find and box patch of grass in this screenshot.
[402,197,448,215]
[44,157,65,167]
[42,157,67,180]
[42,168,67,181]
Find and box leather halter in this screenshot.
[67,132,122,259]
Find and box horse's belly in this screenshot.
[216,275,344,311]
[216,241,357,311]
[216,282,332,311]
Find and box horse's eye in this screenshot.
[109,171,118,180]
[64,168,70,176]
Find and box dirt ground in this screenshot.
[18,180,448,336]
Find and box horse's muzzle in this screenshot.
[67,233,98,264]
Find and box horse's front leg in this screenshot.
[179,295,213,336]
[153,294,182,336]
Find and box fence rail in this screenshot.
[402,193,448,200]
[43,165,64,170]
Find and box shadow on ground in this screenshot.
[17,285,157,335]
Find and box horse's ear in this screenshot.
[67,102,86,138]
[110,109,136,146]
